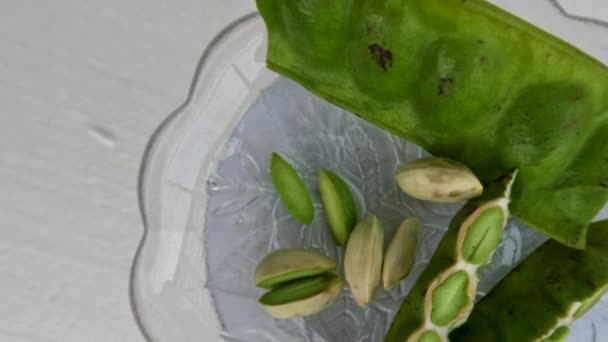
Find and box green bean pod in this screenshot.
[450,219,608,342]
[257,0,608,249]
[385,170,518,342]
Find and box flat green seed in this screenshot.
[542,327,570,342]
[259,276,343,319]
[270,152,314,224]
[431,271,471,326]
[259,275,331,306]
[344,214,384,306]
[417,331,441,342]
[461,206,505,265]
[319,168,358,245]
[257,268,335,289]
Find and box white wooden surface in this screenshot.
[1,1,253,341]
[0,1,605,341]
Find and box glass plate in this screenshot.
[131,3,608,341]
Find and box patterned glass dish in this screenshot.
[131,3,608,341]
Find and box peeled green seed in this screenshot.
[259,276,343,319]
[319,168,358,245]
[383,217,421,289]
[259,275,332,305]
[395,157,483,203]
[417,331,441,342]
[344,214,384,306]
[255,248,337,289]
[431,271,471,327]
[542,327,570,342]
[461,207,505,265]
[270,152,314,224]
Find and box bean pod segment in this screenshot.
[383,217,421,290]
[450,219,608,342]
[386,170,518,342]
[319,168,358,246]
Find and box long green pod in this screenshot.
[257,0,608,249]
[450,220,608,342]
[385,171,518,342]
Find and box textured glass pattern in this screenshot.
[204,78,603,341]
[132,3,608,341]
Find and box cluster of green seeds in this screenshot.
[258,152,608,342]
[257,153,484,318]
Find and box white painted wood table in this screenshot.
[1,1,254,341]
[0,1,605,341]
